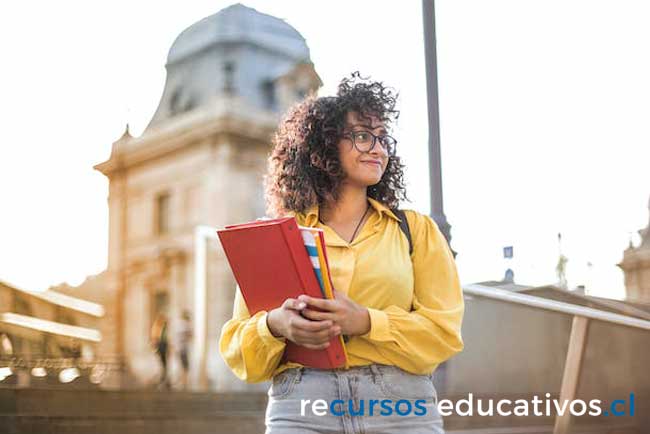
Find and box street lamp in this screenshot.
[422,0,455,256]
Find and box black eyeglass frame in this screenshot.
[341,130,398,156]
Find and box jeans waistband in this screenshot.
[287,364,420,384]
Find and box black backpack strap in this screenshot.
[392,208,413,256]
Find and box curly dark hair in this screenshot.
[264,72,409,217]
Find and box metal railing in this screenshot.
[463,283,650,434]
[0,312,102,342]
[0,354,125,387]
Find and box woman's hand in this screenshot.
[298,290,371,337]
[266,298,341,350]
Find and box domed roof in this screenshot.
[167,3,310,64]
[142,3,319,132]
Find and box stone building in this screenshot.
[0,279,105,388]
[618,196,650,303]
[56,3,321,392]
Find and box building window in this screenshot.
[169,89,182,116]
[295,87,307,100]
[153,291,168,314]
[262,81,276,110]
[156,192,171,235]
[13,295,31,316]
[223,62,235,94]
[55,307,76,327]
[183,96,196,112]
[170,89,196,115]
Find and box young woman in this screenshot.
[219,72,465,434]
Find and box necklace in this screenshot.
[350,202,371,243]
[319,201,371,244]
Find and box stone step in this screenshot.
[0,389,268,434]
[447,424,640,434]
[0,415,265,434]
[0,389,267,417]
[0,389,644,434]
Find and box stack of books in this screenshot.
[217,217,348,369]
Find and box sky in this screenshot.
[0,1,648,300]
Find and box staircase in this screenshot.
[0,388,644,434]
[0,388,267,434]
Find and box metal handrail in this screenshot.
[0,355,124,370]
[0,312,102,342]
[463,283,650,331]
[463,282,648,434]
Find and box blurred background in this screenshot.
[0,1,649,433]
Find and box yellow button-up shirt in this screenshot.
[218,197,465,383]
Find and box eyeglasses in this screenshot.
[342,130,397,156]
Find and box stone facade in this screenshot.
[618,196,650,303]
[0,280,106,388]
[58,4,321,391]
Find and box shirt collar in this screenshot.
[368,197,402,223]
[298,197,401,227]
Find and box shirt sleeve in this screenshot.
[218,285,287,383]
[358,211,465,374]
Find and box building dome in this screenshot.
[144,3,318,131]
[167,3,310,65]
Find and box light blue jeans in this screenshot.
[265,364,445,434]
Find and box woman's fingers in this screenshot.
[297,295,338,311]
[288,313,341,345]
[289,314,331,332]
[301,308,334,321]
[293,324,339,342]
[294,330,338,347]
[281,300,343,346]
[282,298,307,311]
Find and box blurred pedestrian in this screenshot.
[177,310,193,390]
[150,312,170,389]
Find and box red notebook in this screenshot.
[217,216,347,369]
